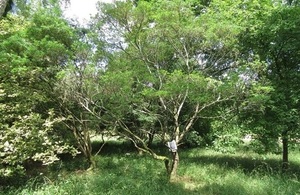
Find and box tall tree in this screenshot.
[240,4,300,171]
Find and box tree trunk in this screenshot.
[0,0,9,17]
[147,131,154,147]
[282,130,289,172]
[79,137,95,170]
[72,125,95,171]
[169,152,179,181]
[84,132,96,170]
[86,153,96,171]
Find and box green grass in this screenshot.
[2,146,300,195]
[178,149,300,195]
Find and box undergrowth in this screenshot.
[2,145,300,195]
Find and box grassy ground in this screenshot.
[2,144,300,195]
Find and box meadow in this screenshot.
[2,142,300,195]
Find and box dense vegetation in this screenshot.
[0,0,299,193]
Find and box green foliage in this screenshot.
[2,0,300,187]
[0,9,76,178]
[239,4,300,158]
[0,111,76,178]
[9,0,67,17]
[183,130,207,147]
[210,117,243,153]
[92,0,243,146]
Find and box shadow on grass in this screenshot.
[92,140,136,155]
[92,140,169,156]
[89,143,300,195]
[87,154,200,195]
[198,182,249,195]
[181,150,300,176]
[92,141,300,180]
[94,141,300,176]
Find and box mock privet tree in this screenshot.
[88,0,244,180]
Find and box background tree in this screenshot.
[55,33,105,169]
[240,4,300,171]
[0,7,77,179]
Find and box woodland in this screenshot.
[0,0,300,194]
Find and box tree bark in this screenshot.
[147,131,155,147]
[87,153,96,171]
[282,129,289,172]
[169,152,179,181]
[0,0,9,17]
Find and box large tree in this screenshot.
[241,4,300,171]
[86,0,245,180]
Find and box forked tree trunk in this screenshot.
[81,130,96,170]
[72,125,96,171]
[282,130,289,172]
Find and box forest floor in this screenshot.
[2,142,300,195]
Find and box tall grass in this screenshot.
[2,146,300,195]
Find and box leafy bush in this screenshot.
[210,120,243,153]
[0,111,78,181]
[183,130,207,147]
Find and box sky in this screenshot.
[63,0,113,23]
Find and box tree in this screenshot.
[88,0,244,180]
[55,38,104,170]
[240,4,300,171]
[0,8,77,179]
